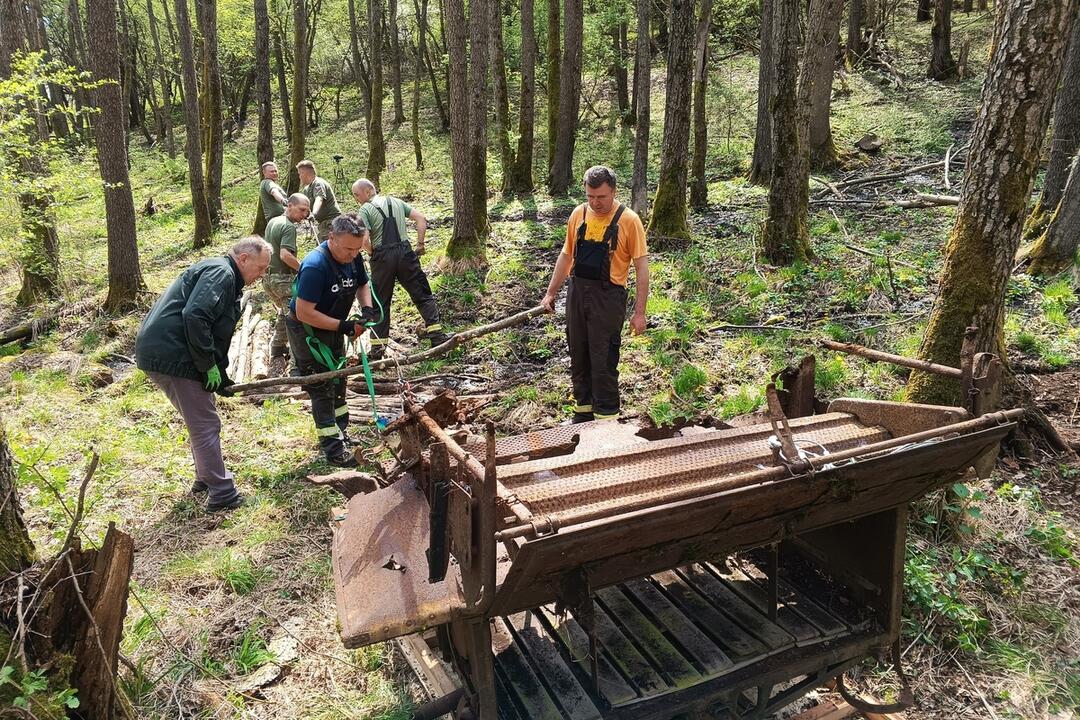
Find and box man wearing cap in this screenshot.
[540,166,649,423]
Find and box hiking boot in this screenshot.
[191,480,209,494]
[328,450,359,468]
[422,330,451,347]
[207,493,247,513]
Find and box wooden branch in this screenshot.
[820,339,963,379]
[229,305,546,395]
[840,243,925,271]
[810,193,960,209]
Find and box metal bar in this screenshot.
[494,409,1024,541]
[767,544,779,624]
[405,397,533,524]
[820,339,963,379]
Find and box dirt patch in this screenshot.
[1024,369,1080,447]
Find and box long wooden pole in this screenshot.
[230,306,546,394]
[820,339,963,379]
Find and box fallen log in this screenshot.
[228,305,546,395]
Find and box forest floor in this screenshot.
[1,9,1078,720]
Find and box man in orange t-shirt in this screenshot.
[541,166,650,422]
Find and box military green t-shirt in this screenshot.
[358,196,414,249]
[259,178,286,220]
[264,215,299,275]
[304,176,342,224]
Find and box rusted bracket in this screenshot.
[766,383,802,470]
[427,442,452,583]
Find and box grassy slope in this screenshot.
[1,10,1077,719]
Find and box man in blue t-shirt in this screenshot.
[287,213,376,466]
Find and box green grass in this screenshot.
[1,7,1076,717]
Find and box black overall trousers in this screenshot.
[367,202,442,350]
[567,204,627,420]
[285,248,355,460]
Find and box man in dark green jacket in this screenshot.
[135,237,272,511]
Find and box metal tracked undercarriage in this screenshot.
[331,351,1018,719]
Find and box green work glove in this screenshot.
[204,365,222,392]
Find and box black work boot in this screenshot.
[571,412,594,424]
[422,329,451,347]
[328,449,359,468]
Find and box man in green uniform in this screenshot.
[297,159,342,242]
[263,193,311,359]
[135,237,272,511]
[351,178,448,358]
[259,161,288,221]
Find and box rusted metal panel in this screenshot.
[826,398,968,438]
[487,425,1011,617]
[333,476,465,647]
[500,413,887,517]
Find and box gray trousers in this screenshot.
[147,371,239,504]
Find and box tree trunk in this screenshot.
[147,0,177,157]
[26,0,71,138]
[749,0,774,184]
[389,0,407,125]
[631,0,650,214]
[274,30,292,145]
[545,0,560,171]
[762,0,811,265]
[174,0,213,247]
[506,0,536,193]
[196,0,224,225]
[962,0,972,11]
[1024,18,1080,239]
[0,0,61,304]
[927,0,956,80]
[806,0,844,169]
[845,0,866,66]
[0,420,35,574]
[68,0,93,134]
[254,0,274,164]
[689,0,711,209]
[494,0,516,194]
[548,0,582,195]
[647,0,696,237]
[423,41,449,130]
[412,0,428,169]
[916,0,930,22]
[494,0,515,193]
[348,0,371,131]
[288,0,308,193]
[368,0,386,183]
[611,23,630,120]
[467,0,490,234]
[88,0,146,311]
[445,0,479,258]
[1028,150,1080,274]
[907,0,1077,404]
